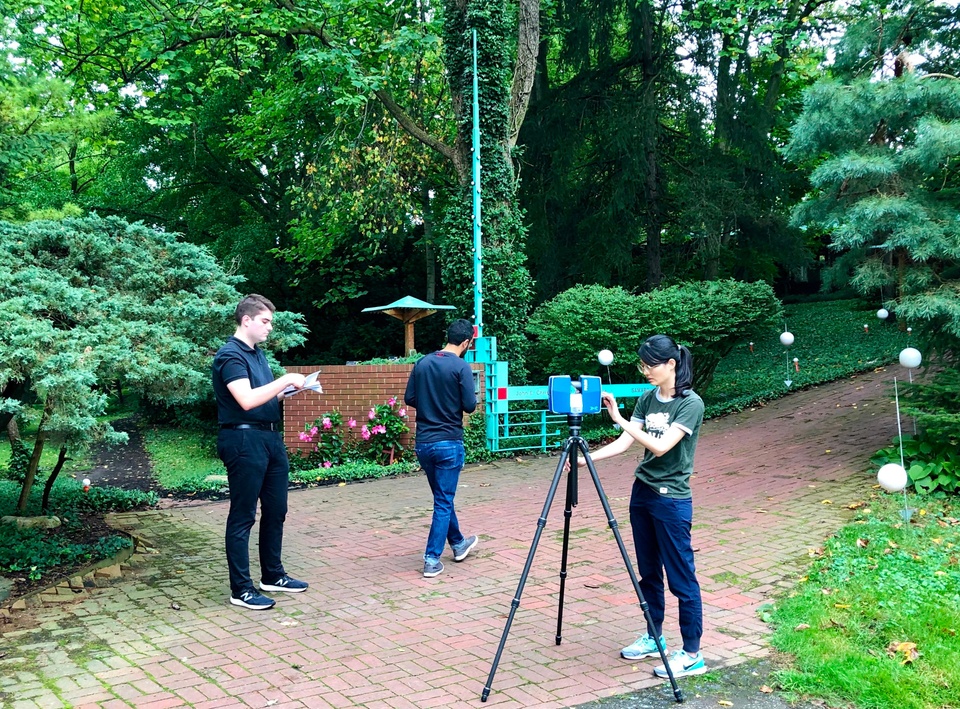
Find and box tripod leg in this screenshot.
[556,449,577,645]
[577,439,685,704]
[481,439,574,702]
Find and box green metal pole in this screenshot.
[472,28,483,337]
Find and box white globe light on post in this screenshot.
[779,332,794,347]
[899,347,922,369]
[877,308,889,320]
[877,463,907,493]
[597,349,614,385]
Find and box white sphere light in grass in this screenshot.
[877,463,908,493]
[779,331,794,347]
[598,349,614,366]
[82,478,91,487]
[877,308,889,320]
[899,347,922,369]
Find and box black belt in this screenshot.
[220,423,279,431]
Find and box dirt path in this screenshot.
[80,416,156,491]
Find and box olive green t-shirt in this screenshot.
[630,388,704,499]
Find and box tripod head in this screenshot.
[566,413,584,437]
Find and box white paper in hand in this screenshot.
[282,371,322,396]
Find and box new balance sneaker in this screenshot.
[230,589,276,610]
[452,535,478,562]
[423,559,444,578]
[654,649,707,679]
[620,634,667,660]
[260,575,309,593]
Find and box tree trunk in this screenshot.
[16,431,47,514]
[41,446,69,515]
[639,0,663,290]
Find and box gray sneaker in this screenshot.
[452,535,478,562]
[423,559,444,578]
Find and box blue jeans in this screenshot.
[630,479,703,654]
[416,440,466,562]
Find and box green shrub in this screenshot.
[871,434,960,495]
[902,366,960,441]
[0,479,157,517]
[288,459,418,485]
[526,280,781,391]
[0,523,132,581]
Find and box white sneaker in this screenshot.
[620,634,666,660]
[654,649,707,678]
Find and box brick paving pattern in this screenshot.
[0,370,897,708]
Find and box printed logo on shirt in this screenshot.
[645,411,670,438]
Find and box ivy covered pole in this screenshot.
[439,0,534,376]
[472,28,484,337]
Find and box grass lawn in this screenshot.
[771,493,960,709]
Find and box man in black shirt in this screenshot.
[212,294,309,610]
[404,318,479,578]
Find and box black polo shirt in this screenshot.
[212,336,281,425]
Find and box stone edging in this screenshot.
[0,528,150,619]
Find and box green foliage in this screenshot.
[703,299,910,418]
[771,494,960,709]
[463,413,495,463]
[0,523,132,582]
[0,478,157,518]
[872,434,960,496]
[288,459,418,486]
[1,438,30,483]
[901,366,960,441]
[785,6,960,352]
[1,214,306,511]
[140,427,223,493]
[527,280,781,391]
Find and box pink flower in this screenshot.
[323,461,333,468]
[361,425,371,441]
[298,431,312,442]
[388,397,397,406]
[347,418,356,428]
[373,424,387,435]
[310,426,318,436]
[322,417,332,430]
[368,408,376,420]
[398,408,407,417]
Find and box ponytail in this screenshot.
[637,334,695,398]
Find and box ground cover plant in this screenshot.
[770,493,960,709]
[0,478,155,594]
[702,299,912,418]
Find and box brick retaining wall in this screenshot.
[282,363,485,455]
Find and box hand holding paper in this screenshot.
[282,371,322,396]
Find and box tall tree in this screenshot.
[785,0,960,348]
[0,215,307,513]
[6,0,539,365]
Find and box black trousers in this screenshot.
[217,428,290,595]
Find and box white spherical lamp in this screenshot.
[779,332,794,347]
[877,463,908,493]
[597,349,614,366]
[82,478,91,487]
[899,347,922,369]
[877,308,889,320]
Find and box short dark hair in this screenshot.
[447,318,474,346]
[235,294,276,324]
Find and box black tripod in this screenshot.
[481,413,684,703]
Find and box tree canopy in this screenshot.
[0,214,307,511]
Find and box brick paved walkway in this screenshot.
[0,370,898,709]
